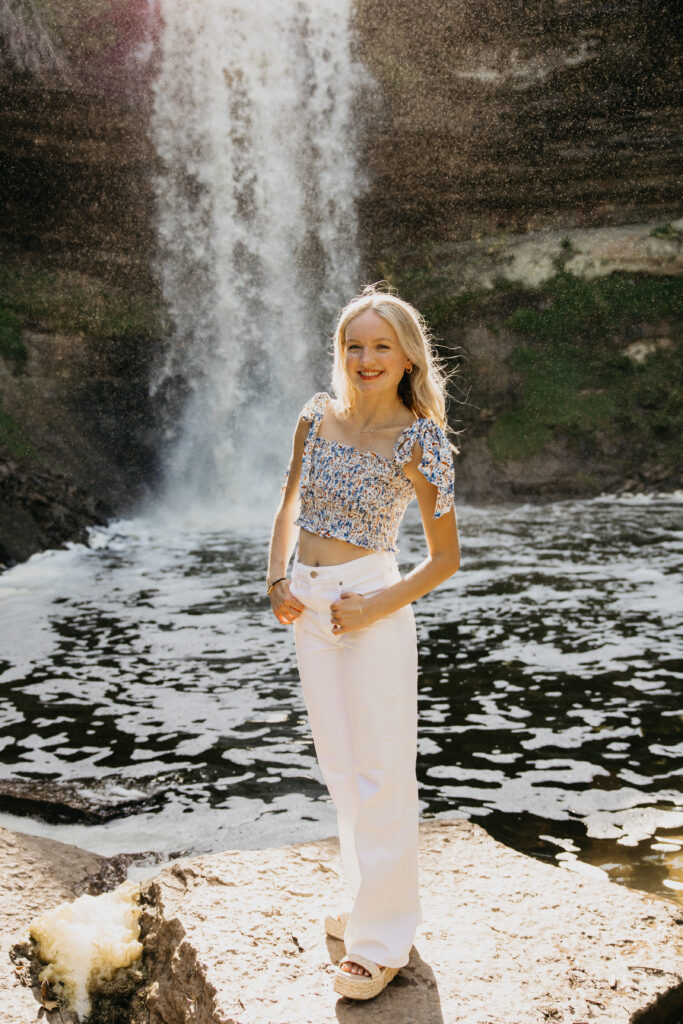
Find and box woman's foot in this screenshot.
[334,956,399,999]
[340,959,383,977]
[323,911,349,941]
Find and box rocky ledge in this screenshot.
[3,820,683,1024]
[0,453,112,568]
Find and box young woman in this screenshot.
[267,285,460,1000]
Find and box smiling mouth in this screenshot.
[358,370,383,379]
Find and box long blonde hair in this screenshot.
[331,284,452,432]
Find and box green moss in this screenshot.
[421,292,479,328]
[650,222,681,240]
[87,962,149,1024]
[491,275,519,292]
[367,255,481,330]
[488,271,683,463]
[0,266,161,341]
[506,272,682,346]
[488,409,552,461]
[0,307,27,363]
[0,404,36,459]
[488,346,617,460]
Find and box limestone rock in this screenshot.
[0,825,116,1024]
[140,819,683,1024]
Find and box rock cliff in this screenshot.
[0,0,681,563]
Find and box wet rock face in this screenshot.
[1,0,679,276]
[355,0,681,249]
[0,72,156,289]
[0,323,160,567]
[0,0,157,286]
[0,454,110,567]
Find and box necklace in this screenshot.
[338,398,409,435]
[357,420,395,434]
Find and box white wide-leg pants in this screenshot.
[290,550,422,968]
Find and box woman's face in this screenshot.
[343,309,412,400]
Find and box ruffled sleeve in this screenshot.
[299,392,329,423]
[298,392,330,490]
[280,393,330,495]
[394,419,455,518]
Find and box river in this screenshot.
[0,493,681,901]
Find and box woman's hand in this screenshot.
[269,580,305,625]
[330,591,380,635]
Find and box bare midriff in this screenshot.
[297,528,376,567]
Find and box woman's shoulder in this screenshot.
[393,416,451,463]
[394,416,456,517]
[298,391,331,423]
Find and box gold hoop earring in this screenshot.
[406,365,413,375]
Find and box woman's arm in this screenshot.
[330,442,460,634]
[267,418,308,625]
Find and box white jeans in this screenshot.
[290,550,422,968]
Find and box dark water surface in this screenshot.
[0,496,681,900]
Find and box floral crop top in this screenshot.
[287,392,455,554]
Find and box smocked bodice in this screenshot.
[288,392,455,554]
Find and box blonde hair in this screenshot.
[331,284,452,432]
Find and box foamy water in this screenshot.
[1,494,681,898]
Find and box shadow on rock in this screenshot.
[335,946,443,1023]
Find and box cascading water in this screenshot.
[150,0,364,525]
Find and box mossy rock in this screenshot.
[0,307,27,364]
[0,402,36,459]
[87,962,149,1024]
[0,266,162,341]
[488,272,682,464]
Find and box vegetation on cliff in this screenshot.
[489,272,681,466]
[0,265,161,344]
[376,246,682,498]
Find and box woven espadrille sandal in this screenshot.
[324,911,349,941]
[333,954,399,1000]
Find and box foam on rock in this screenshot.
[29,879,142,1018]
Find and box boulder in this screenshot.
[140,819,683,1024]
[0,825,116,1023]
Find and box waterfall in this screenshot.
[150,0,363,525]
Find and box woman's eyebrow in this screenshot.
[346,336,395,343]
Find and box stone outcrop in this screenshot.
[0,317,160,566]
[0,453,110,567]
[0,826,121,1023]
[0,3,156,289]
[388,220,682,503]
[355,0,682,252]
[2,819,683,1023]
[139,819,683,1024]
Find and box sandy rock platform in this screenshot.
[141,819,683,1024]
[0,825,115,1023]
[2,819,682,1023]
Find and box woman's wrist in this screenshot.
[367,578,411,620]
[267,564,288,586]
[364,591,389,624]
